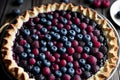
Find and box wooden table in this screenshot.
[0,0,119,80]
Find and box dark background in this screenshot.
[0,0,119,80]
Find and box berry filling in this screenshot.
[12,10,108,80]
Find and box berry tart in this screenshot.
[1,3,119,80]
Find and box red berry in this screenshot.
[74,18,80,25]
[66,56,73,62]
[32,48,39,55]
[36,24,42,30]
[33,17,40,23]
[75,46,83,53]
[32,41,39,48]
[73,53,81,60]
[94,41,101,48]
[75,69,82,75]
[45,51,51,58]
[47,25,52,30]
[91,65,100,73]
[54,53,60,59]
[95,52,103,59]
[79,22,87,29]
[91,36,98,43]
[52,64,59,71]
[29,58,36,65]
[19,40,27,45]
[67,47,75,55]
[102,0,110,8]
[89,32,94,37]
[57,23,64,29]
[60,59,67,66]
[62,54,68,59]
[86,25,93,32]
[90,48,99,55]
[57,42,63,48]
[49,74,55,80]
[67,20,72,25]
[72,40,78,47]
[49,56,56,62]
[65,25,71,30]
[82,53,89,59]
[14,46,24,54]
[55,58,60,63]
[62,74,71,80]
[65,13,71,19]
[39,34,44,39]
[52,19,58,25]
[73,61,80,68]
[73,75,81,80]
[87,56,97,65]
[93,0,102,8]
[54,12,59,18]
[43,67,51,75]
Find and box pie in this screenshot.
[1,3,119,80]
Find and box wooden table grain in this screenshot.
[0,0,119,80]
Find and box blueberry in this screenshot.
[84,46,90,53]
[61,17,67,24]
[23,29,30,36]
[60,28,67,35]
[51,26,59,32]
[26,49,31,53]
[32,34,39,40]
[79,58,86,65]
[98,36,104,42]
[33,66,40,74]
[41,27,47,33]
[67,62,73,68]
[45,34,51,41]
[36,61,42,67]
[53,33,61,40]
[71,24,77,29]
[50,31,55,36]
[40,18,47,23]
[71,12,77,17]
[77,34,83,40]
[85,64,91,71]
[78,13,85,20]
[59,47,66,53]
[65,41,71,47]
[61,36,68,42]
[43,60,51,67]
[61,67,67,73]
[24,43,30,49]
[47,41,53,47]
[83,17,90,24]
[69,30,76,36]
[47,14,53,20]
[21,52,27,59]
[38,53,46,60]
[41,47,47,52]
[46,20,52,25]
[28,53,35,58]
[83,34,91,41]
[68,36,74,41]
[89,20,97,28]
[60,0,69,3]
[16,0,24,5]
[51,46,58,52]
[75,27,81,33]
[68,68,75,75]
[87,41,93,47]
[12,9,21,16]
[40,40,47,46]
[55,70,62,77]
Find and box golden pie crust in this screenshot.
[1,3,119,80]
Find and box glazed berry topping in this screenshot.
[13,10,108,80]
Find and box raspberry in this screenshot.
[66,56,73,62]
[94,41,101,48]
[67,47,75,55]
[52,64,59,71]
[86,25,93,32]
[49,74,55,80]
[73,75,81,80]
[87,56,97,65]
[32,48,39,55]
[48,56,56,62]
[60,59,67,67]
[57,23,64,29]
[19,40,27,45]
[79,22,87,29]
[73,61,80,68]
[72,40,78,47]
[62,74,71,80]
[82,53,89,59]
[65,25,71,30]
[43,67,51,75]
[29,58,36,65]
[75,69,82,75]
[65,13,71,19]
[75,46,83,53]
[74,18,80,25]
